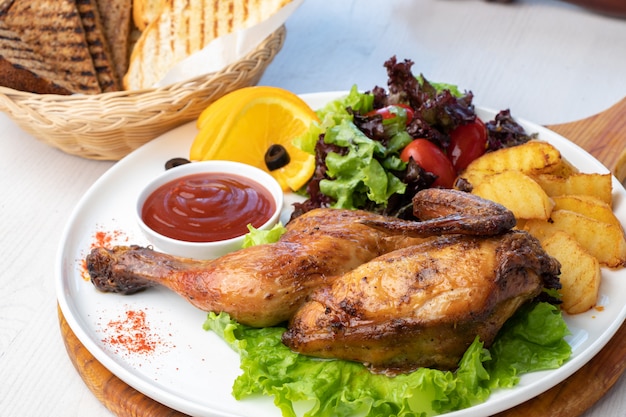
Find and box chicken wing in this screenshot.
[360,188,516,237]
[282,230,561,374]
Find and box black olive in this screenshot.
[165,157,191,170]
[264,144,290,171]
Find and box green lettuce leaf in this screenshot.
[319,119,406,209]
[203,302,571,417]
[296,85,374,156]
[485,302,571,388]
[242,223,287,248]
[295,86,415,210]
[318,85,374,127]
[417,75,463,97]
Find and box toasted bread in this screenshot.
[0,22,72,94]
[0,56,71,95]
[124,0,291,90]
[77,0,121,92]
[98,0,133,82]
[1,0,102,94]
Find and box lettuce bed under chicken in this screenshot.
[204,302,570,417]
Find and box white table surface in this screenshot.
[1,0,625,416]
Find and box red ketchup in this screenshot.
[141,172,276,242]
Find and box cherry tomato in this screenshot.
[447,118,488,173]
[400,139,456,188]
[366,104,414,125]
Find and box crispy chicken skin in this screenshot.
[282,230,561,374]
[87,208,429,327]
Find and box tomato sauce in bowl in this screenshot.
[136,161,283,259]
[141,172,276,242]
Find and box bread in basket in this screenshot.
[0,25,286,160]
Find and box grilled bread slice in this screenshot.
[1,0,102,94]
[99,0,133,82]
[0,22,72,94]
[124,0,291,90]
[77,0,121,92]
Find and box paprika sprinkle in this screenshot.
[101,308,169,355]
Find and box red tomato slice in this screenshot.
[400,139,456,188]
[447,118,488,173]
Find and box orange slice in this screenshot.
[190,86,318,192]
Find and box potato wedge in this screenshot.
[541,157,579,177]
[457,169,496,189]
[532,173,613,206]
[461,140,562,179]
[472,170,554,220]
[552,195,623,228]
[541,231,600,314]
[524,209,626,267]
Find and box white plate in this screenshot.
[56,92,626,417]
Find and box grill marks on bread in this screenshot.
[123,0,290,90]
[0,22,73,94]
[2,0,102,94]
[77,0,121,92]
[0,0,129,94]
[97,0,132,84]
[1,0,291,93]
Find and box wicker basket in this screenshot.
[0,26,286,161]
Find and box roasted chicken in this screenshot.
[86,189,518,328]
[282,230,561,374]
[87,208,428,327]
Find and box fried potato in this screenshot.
[472,170,554,220]
[524,209,626,268]
[541,157,579,177]
[458,137,624,315]
[461,140,562,182]
[541,231,600,314]
[552,195,623,228]
[459,168,497,189]
[532,172,613,206]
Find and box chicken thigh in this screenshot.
[282,230,561,374]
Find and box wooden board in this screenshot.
[58,97,626,417]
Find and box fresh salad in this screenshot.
[290,56,536,220]
[203,57,570,417]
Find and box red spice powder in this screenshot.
[101,309,162,355]
[91,228,127,249]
